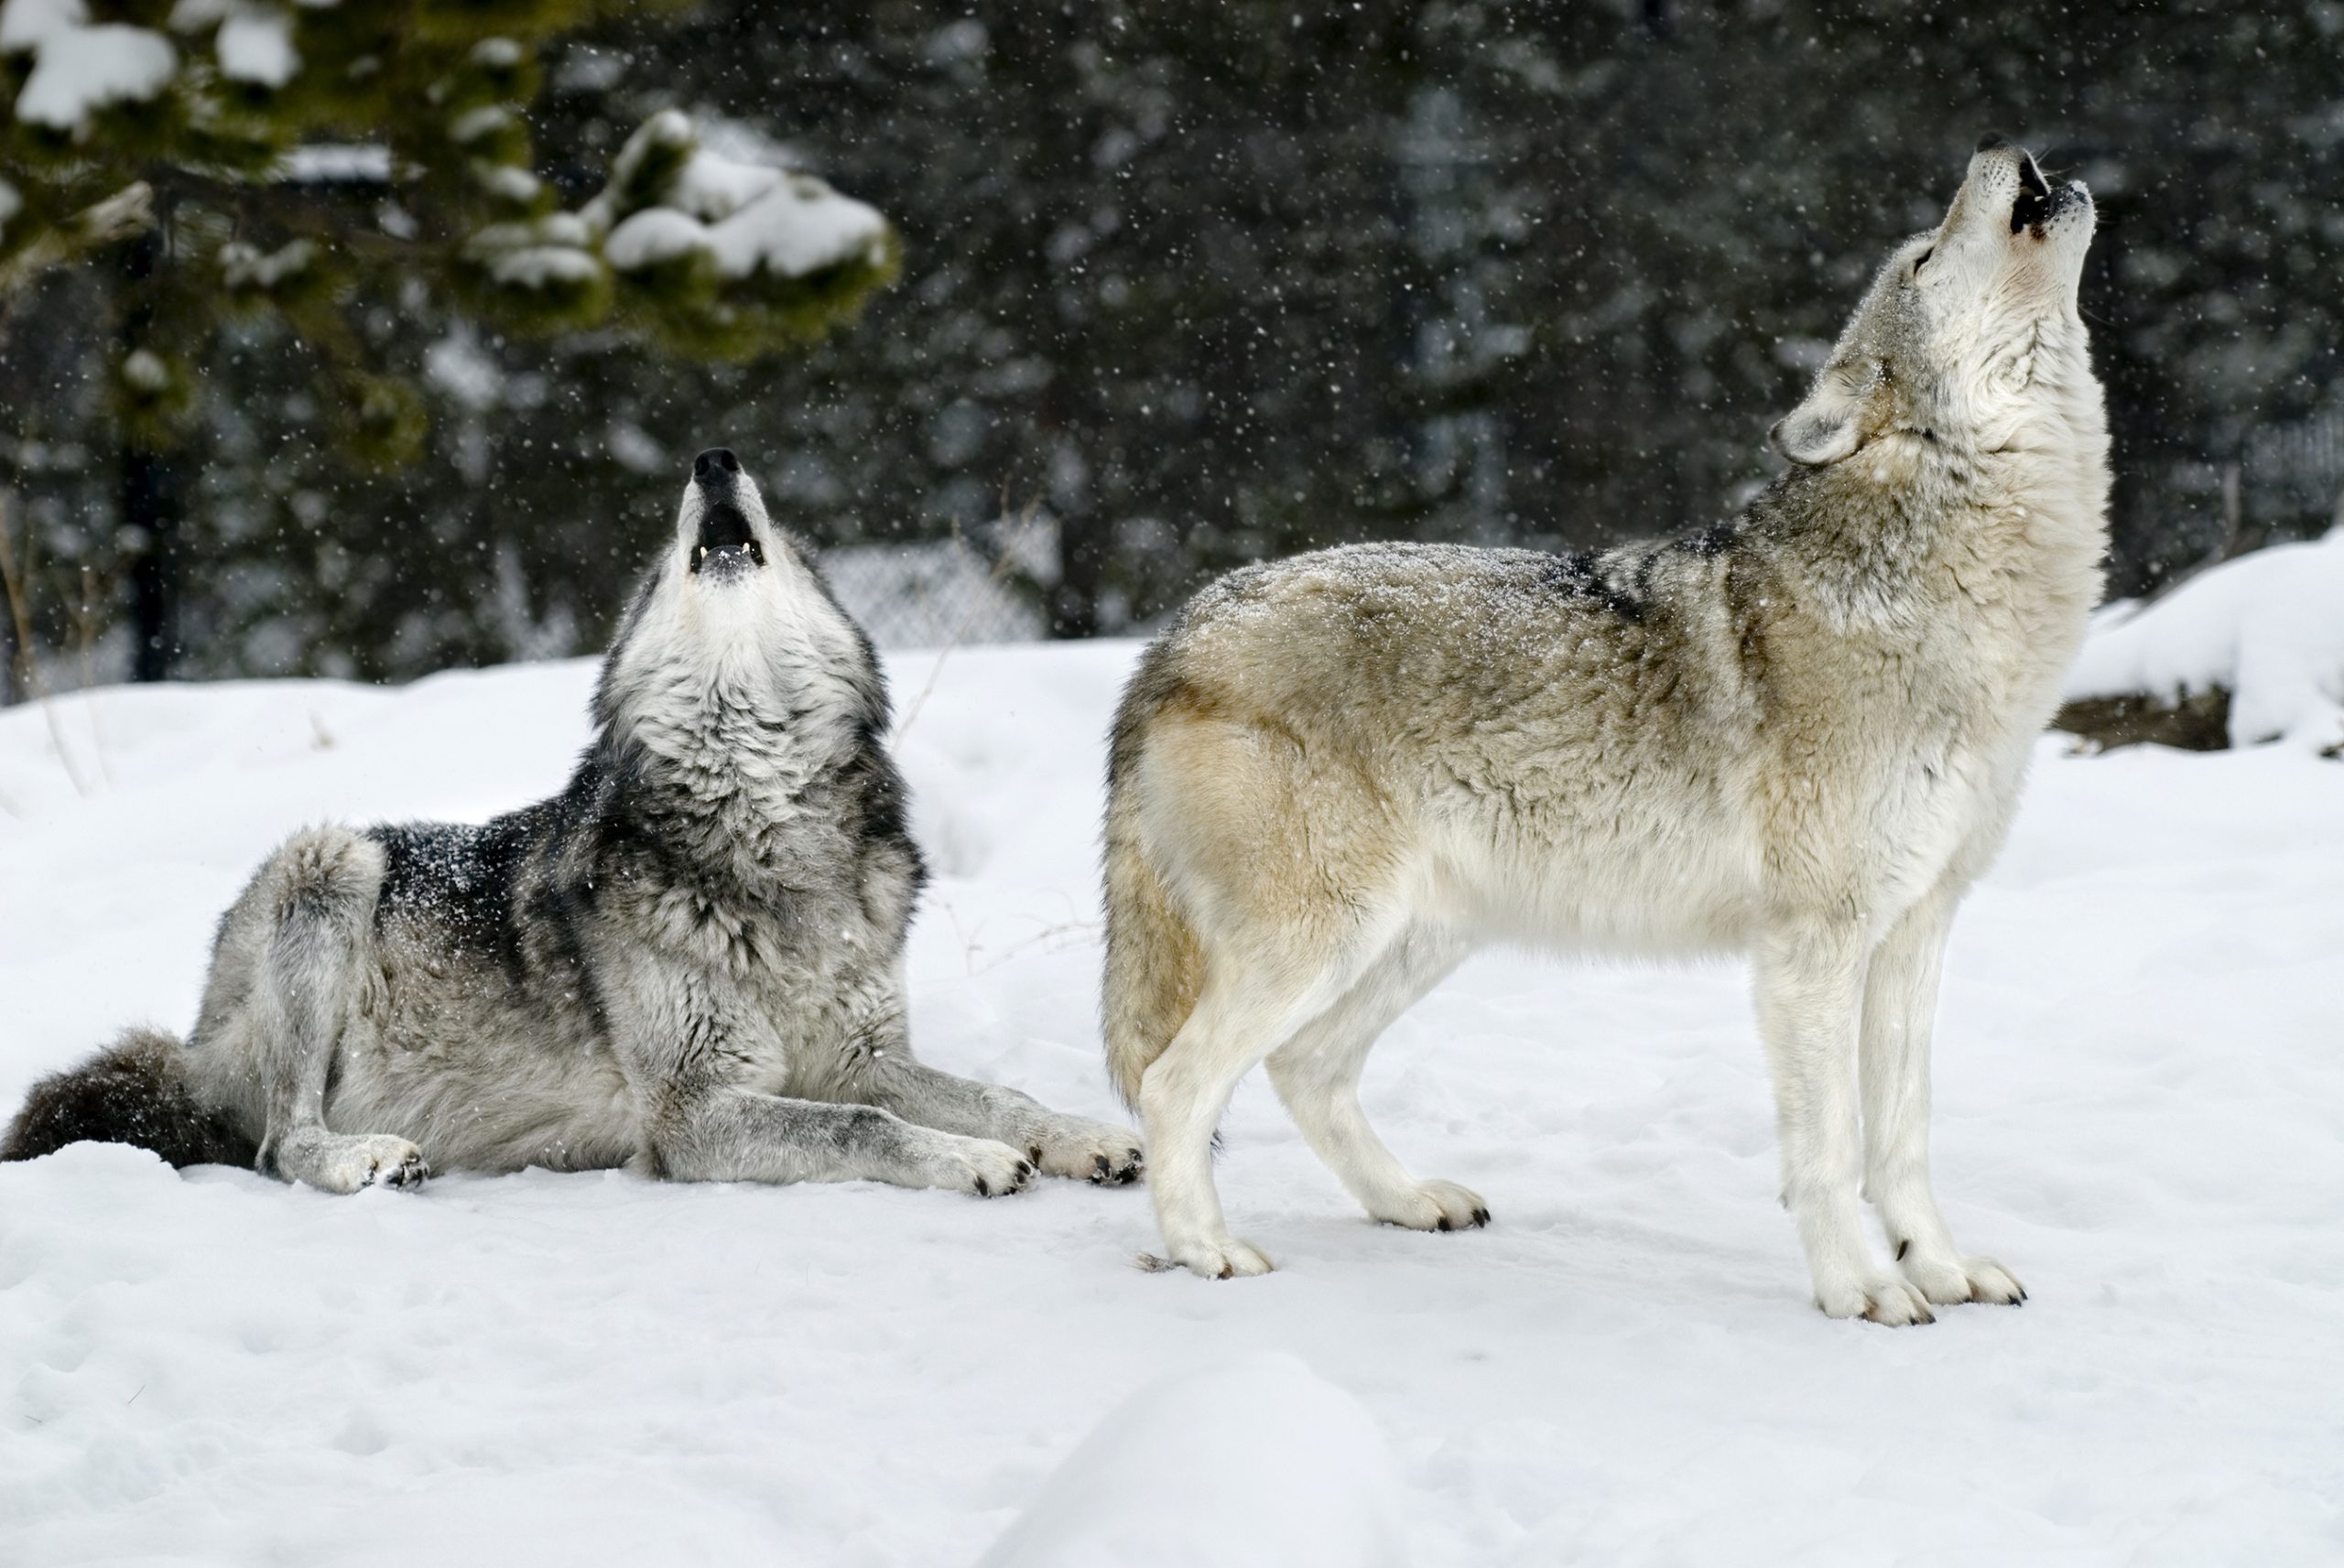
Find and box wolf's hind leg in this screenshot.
[240,830,429,1194]
[866,1058,1145,1184]
[1139,946,1359,1280]
[1860,883,2024,1307]
[1265,925,1481,1232]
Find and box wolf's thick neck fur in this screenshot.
[587,549,893,891]
[1763,299,2110,731]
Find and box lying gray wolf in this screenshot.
[1101,135,2105,1322]
[5,449,1144,1198]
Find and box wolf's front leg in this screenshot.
[648,1087,1036,1196]
[1755,917,1934,1325]
[609,956,1032,1195]
[1860,884,2025,1307]
[865,1058,1145,1184]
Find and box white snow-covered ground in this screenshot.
[2,642,2339,1566]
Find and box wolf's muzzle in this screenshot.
[688,449,763,574]
[1996,142,2077,235]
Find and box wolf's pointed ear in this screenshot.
[1771,362,1877,466]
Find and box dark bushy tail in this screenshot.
[2,1028,257,1168]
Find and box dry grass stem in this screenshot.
[0,494,99,800]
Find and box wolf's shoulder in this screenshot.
[364,806,563,941]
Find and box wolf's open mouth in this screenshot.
[2010,152,2055,232]
[692,502,764,574]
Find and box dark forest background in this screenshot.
[5,0,2340,688]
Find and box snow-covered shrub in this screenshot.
[2059,527,2344,755]
[585,110,896,358]
[0,0,896,419]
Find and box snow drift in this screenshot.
[2062,528,2344,752]
[975,1353,1403,1568]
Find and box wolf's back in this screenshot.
[1,1028,257,1168]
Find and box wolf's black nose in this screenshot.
[693,448,740,482]
[1975,130,2011,153]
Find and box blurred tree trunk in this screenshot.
[121,230,182,683]
[124,443,183,683]
[1049,458,1106,639]
[0,520,16,705]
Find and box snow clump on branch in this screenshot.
[589,108,889,284]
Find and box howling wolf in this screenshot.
[1100,135,2106,1322]
[5,449,1144,1198]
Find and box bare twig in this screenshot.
[0,494,32,697]
[73,562,116,789]
[935,894,1101,979]
[960,916,1101,978]
[0,494,98,799]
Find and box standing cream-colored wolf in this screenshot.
[1100,135,2107,1323]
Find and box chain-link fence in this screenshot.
[821,517,1055,651]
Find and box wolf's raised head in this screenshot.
[1773,134,2098,467]
[628,444,845,642]
[593,447,884,741]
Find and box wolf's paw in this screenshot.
[1901,1250,2027,1306]
[935,1136,1036,1199]
[1815,1270,1936,1326]
[1141,1235,1275,1280]
[1370,1178,1491,1233]
[1026,1118,1145,1185]
[315,1136,429,1195]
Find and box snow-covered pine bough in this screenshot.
[1101,135,2107,1322]
[5,449,1144,1198]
